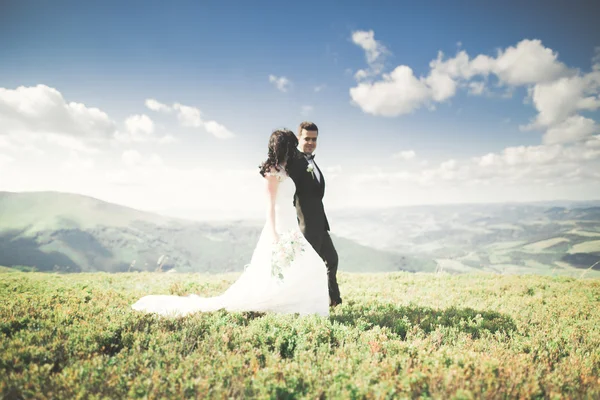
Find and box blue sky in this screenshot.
[1,1,599,219]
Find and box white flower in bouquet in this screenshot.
[271,231,306,282]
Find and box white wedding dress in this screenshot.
[131,169,330,317]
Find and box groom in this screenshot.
[290,121,342,307]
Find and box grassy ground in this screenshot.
[1,269,599,399]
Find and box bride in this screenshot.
[131,129,330,317]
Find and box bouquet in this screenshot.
[271,230,306,282]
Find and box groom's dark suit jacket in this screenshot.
[289,152,330,242]
[289,150,342,305]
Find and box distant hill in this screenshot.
[2,192,599,276]
[0,191,423,273]
[329,202,600,276]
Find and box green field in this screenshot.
[2,269,599,398]
[567,229,600,237]
[568,240,600,254]
[522,238,570,252]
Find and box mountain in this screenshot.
[329,202,600,276]
[2,192,599,276]
[0,191,423,273]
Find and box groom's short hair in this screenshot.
[298,121,318,136]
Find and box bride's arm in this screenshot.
[265,170,280,242]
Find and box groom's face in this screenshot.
[298,129,318,154]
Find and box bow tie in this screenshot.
[303,153,315,160]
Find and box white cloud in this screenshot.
[157,134,177,144]
[145,98,172,113]
[440,159,457,170]
[314,85,326,93]
[518,68,600,144]
[0,132,44,155]
[473,144,591,171]
[496,144,564,166]
[543,115,600,144]
[0,154,14,167]
[431,50,479,79]
[348,141,600,200]
[0,86,178,151]
[0,84,115,138]
[125,114,154,135]
[459,142,600,189]
[593,47,600,70]
[523,72,600,128]
[351,30,389,79]
[392,150,416,160]
[2,137,599,220]
[113,114,164,144]
[468,81,486,95]
[424,40,570,87]
[147,154,163,167]
[425,68,458,102]
[0,136,11,150]
[173,103,202,127]
[301,105,313,116]
[60,151,94,171]
[349,47,477,115]
[172,102,234,139]
[354,69,369,81]
[121,150,163,168]
[350,66,431,116]
[477,153,497,167]
[324,165,342,180]
[45,133,100,154]
[349,35,600,146]
[426,50,476,93]
[477,145,600,185]
[352,30,387,65]
[94,163,263,219]
[121,150,142,167]
[268,75,291,92]
[203,120,234,139]
[325,165,342,174]
[489,39,571,85]
[349,38,575,116]
[586,135,600,148]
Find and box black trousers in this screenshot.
[305,230,342,305]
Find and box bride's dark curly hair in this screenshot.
[259,129,299,177]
